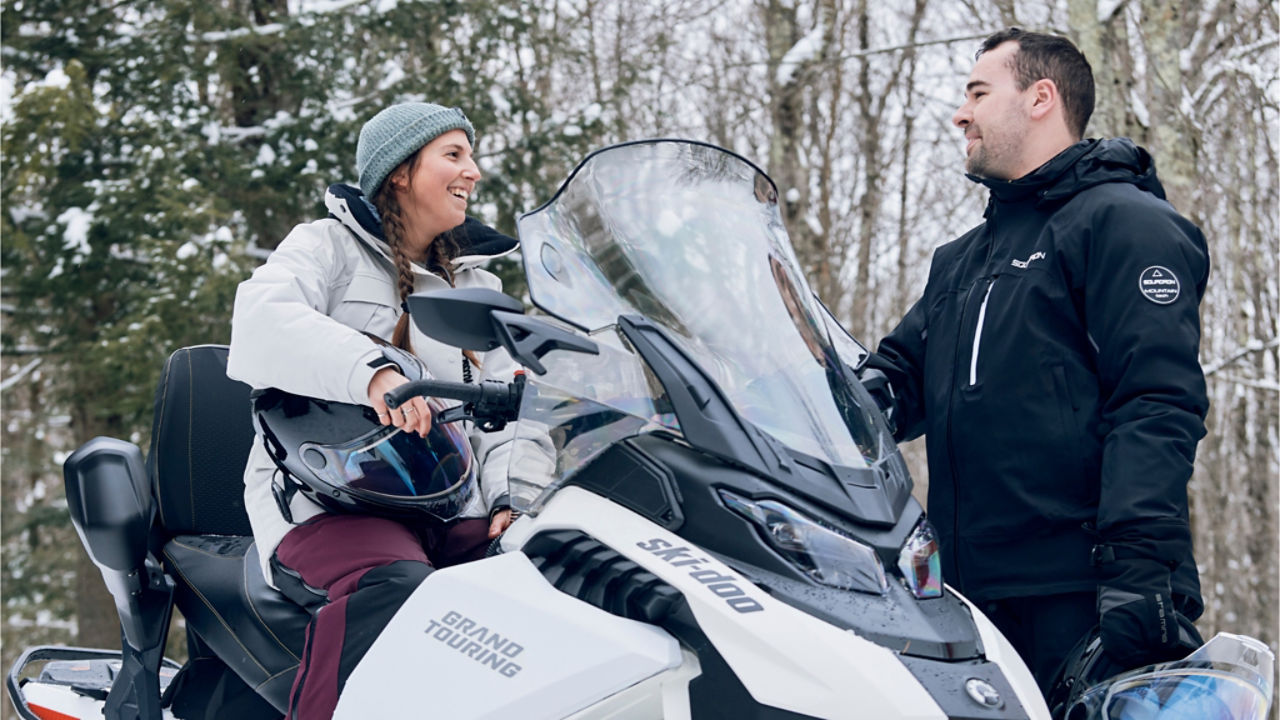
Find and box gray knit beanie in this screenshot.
[356,102,476,199]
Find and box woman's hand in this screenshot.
[368,367,432,436]
[488,509,513,538]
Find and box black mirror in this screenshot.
[407,288,599,374]
[406,287,524,351]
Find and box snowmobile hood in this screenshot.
[971,138,1167,211]
[324,183,518,272]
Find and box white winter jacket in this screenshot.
[228,185,522,585]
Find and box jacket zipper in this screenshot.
[968,279,995,387]
[946,204,999,593]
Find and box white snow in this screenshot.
[775,23,824,86]
[377,62,405,91]
[38,66,71,90]
[176,241,199,260]
[1096,0,1127,23]
[785,187,801,203]
[57,207,93,258]
[1128,88,1149,127]
[0,71,14,124]
[255,144,277,166]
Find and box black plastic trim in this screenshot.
[561,442,685,531]
[897,654,1030,720]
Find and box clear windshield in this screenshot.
[508,140,901,512]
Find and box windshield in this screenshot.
[508,140,902,512]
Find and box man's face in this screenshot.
[952,42,1032,180]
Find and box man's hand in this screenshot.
[856,366,898,435]
[1098,557,1192,667]
[368,367,432,437]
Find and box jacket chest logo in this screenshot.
[1139,266,1181,304]
[1010,251,1046,269]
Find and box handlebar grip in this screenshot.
[384,379,484,409]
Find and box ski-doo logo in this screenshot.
[1139,266,1180,304]
[1010,251,1046,269]
[423,610,524,678]
[636,538,764,614]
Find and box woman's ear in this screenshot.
[388,167,410,193]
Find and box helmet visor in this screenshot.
[301,421,474,503]
[1099,667,1270,720]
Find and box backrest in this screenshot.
[147,345,255,537]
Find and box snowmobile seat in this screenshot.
[147,345,309,712]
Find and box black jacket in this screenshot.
[873,139,1208,611]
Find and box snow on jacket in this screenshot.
[228,184,530,585]
[871,139,1208,611]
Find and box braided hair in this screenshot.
[370,152,480,372]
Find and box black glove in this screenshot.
[1097,556,1194,667]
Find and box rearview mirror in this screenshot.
[407,288,598,374]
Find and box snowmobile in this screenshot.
[7,140,1271,720]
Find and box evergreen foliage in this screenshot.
[2,0,605,659]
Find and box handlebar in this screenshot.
[384,375,526,431]
[384,379,487,409]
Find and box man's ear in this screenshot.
[1028,78,1059,121]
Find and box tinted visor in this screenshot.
[1100,668,1270,720]
[301,420,474,503]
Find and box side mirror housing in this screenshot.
[408,288,598,374]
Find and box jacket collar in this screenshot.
[323,183,519,272]
[970,138,1167,215]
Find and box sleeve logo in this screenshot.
[1139,266,1180,305]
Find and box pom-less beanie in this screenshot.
[356,103,475,199]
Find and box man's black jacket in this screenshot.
[872,138,1208,612]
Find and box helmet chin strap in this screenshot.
[270,468,302,524]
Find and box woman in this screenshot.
[227,102,519,717]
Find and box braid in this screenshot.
[372,183,416,352]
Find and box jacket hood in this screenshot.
[973,138,1167,209]
[324,183,519,270]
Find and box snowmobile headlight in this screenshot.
[898,517,943,599]
[719,489,887,595]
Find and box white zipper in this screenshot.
[969,280,995,386]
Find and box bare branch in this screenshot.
[1203,337,1280,376]
[0,357,43,393]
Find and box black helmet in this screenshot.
[1048,625,1274,720]
[252,346,476,523]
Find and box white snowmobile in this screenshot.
[8,140,1270,720]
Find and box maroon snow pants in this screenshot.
[271,514,491,719]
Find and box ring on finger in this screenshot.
[403,406,416,415]
[377,411,389,419]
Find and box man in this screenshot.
[867,28,1208,690]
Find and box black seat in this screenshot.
[147,345,309,713]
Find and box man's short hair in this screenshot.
[979,28,1095,139]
